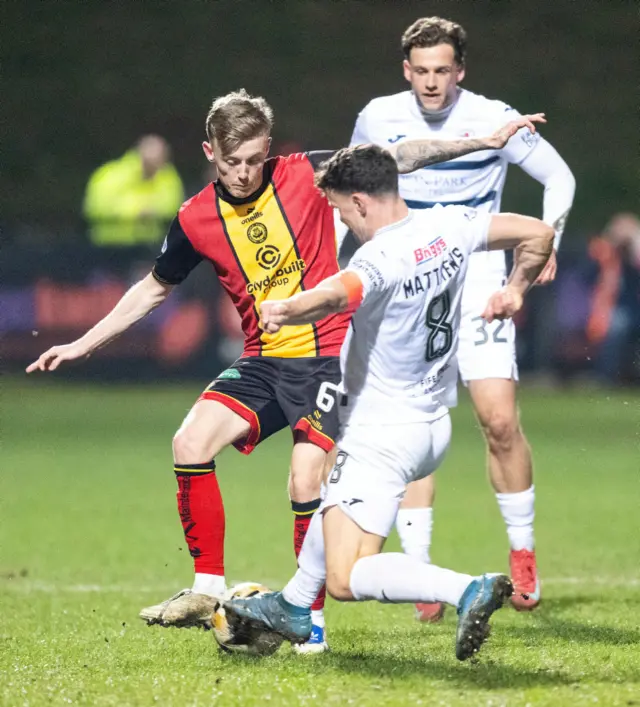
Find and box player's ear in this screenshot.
[456,64,466,84]
[353,194,367,217]
[402,59,412,83]
[202,141,215,162]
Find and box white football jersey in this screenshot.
[340,205,490,424]
[350,89,540,286]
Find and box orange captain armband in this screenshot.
[338,271,364,313]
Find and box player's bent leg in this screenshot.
[223,508,328,644]
[326,504,512,662]
[323,505,385,601]
[398,475,445,623]
[468,378,540,610]
[289,437,330,653]
[140,400,251,628]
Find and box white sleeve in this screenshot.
[350,107,370,146]
[344,242,396,304]
[500,107,543,166]
[517,138,576,250]
[439,206,492,256]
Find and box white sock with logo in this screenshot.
[396,507,434,564]
[495,486,535,551]
[349,553,473,607]
[192,573,226,598]
[282,510,326,609]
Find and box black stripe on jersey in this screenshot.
[214,194,263,356]
[305,150,337,171]
[271,181,319,356]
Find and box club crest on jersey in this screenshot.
[521,130,540,149]
[247,222,268,244]
[414,236,448,264]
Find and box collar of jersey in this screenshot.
[214,160,274,205]
[374,211,414,238]
[412,88,463,124]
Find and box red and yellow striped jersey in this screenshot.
[153,153,349,358]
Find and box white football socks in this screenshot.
[350,553,473,607]
[282,510,326,609]
[192,573,226,598]
[496,485,535,551]
[396,507,434,564]
[311,609,325,628]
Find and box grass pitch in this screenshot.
[1,379,639,706]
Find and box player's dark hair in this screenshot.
[205,89,274,153]
[402,16,467,66]
[315,145,399,197]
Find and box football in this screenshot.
[212,582,284,657]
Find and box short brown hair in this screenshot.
[205,89,274,154]
[402,17,467,65]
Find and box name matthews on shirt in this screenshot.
[404,246,465,299]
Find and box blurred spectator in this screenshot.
[586,213,640,383]
[83,135,184,247]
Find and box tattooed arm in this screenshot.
[388,113,547,174]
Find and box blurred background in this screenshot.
[3,1,639,385]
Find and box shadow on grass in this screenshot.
[503,619,640,648]
[309,618,640,688]
[320,648,573,690]
[502,595,640,647]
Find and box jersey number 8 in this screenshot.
[425,291,453,362]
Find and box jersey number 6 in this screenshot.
[316,381,340,413]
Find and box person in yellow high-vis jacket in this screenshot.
[84,135,184,246]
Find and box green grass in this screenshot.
[1,380,639,706]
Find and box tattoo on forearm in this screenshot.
[394,138,489,173]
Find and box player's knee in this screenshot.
[289,470,322,503]
[172,426,211,464]
[326,571,354,602]
[289,455,324,502]
[482,412,521,455]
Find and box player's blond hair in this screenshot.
[402,17,467,66]
[205,89,274,154]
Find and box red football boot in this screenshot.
[415,602,446,622]
[510,548,541,611]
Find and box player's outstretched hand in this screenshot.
[259,301,288,334]
[489,113,547,149]
[482,286,524,323]
[534,249,558,285]
[26,342,90,373]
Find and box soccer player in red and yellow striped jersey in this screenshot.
[27,89,537,651]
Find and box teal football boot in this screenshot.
[455,573,513,661]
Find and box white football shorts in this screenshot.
[458,279,519,383]
[322,413,452,538]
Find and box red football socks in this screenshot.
[175,462,225,576]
